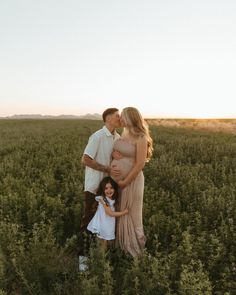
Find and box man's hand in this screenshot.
[110,165,121,178]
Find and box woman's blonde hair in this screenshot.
[121,107,153,162]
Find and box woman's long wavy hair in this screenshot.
[121,107,153,162]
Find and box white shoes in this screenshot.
[79,255,88,271]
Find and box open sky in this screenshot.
[0,0,236,118]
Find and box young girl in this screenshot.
[87,176,128,249]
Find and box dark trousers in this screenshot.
[78,191,98,255]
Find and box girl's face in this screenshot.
[120,114,126,128]
[104,183,115,198]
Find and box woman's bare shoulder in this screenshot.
[137,133,147,142]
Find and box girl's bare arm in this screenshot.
[102,204,128,217]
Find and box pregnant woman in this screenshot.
[110,107,153,257]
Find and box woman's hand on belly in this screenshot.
[112,150,123,160]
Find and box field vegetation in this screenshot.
[0,119,235,294]
[147,119,236,134]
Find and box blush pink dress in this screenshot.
[111,138,146,257]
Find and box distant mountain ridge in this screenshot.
[1,113,102,120]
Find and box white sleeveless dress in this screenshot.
[87,196,116,240]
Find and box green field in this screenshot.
[0,119,236,294]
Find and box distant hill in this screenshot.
[1,113,102,120]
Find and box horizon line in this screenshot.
[0,113,235,120]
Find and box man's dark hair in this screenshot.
[102,108,119,122]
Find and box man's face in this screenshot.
[107,111,121,128]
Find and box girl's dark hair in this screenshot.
[96,176,119,205]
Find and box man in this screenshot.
[78,108,121,264]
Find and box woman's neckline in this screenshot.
[119,137,136,145]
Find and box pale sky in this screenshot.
[0,0,236,118]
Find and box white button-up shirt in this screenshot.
[83,126,120,194]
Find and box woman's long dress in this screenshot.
[111,138,146,257]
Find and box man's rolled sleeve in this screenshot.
[83,134,100,159]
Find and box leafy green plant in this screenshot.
[0,119,236,294]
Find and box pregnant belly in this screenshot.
[110,158,134,182]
